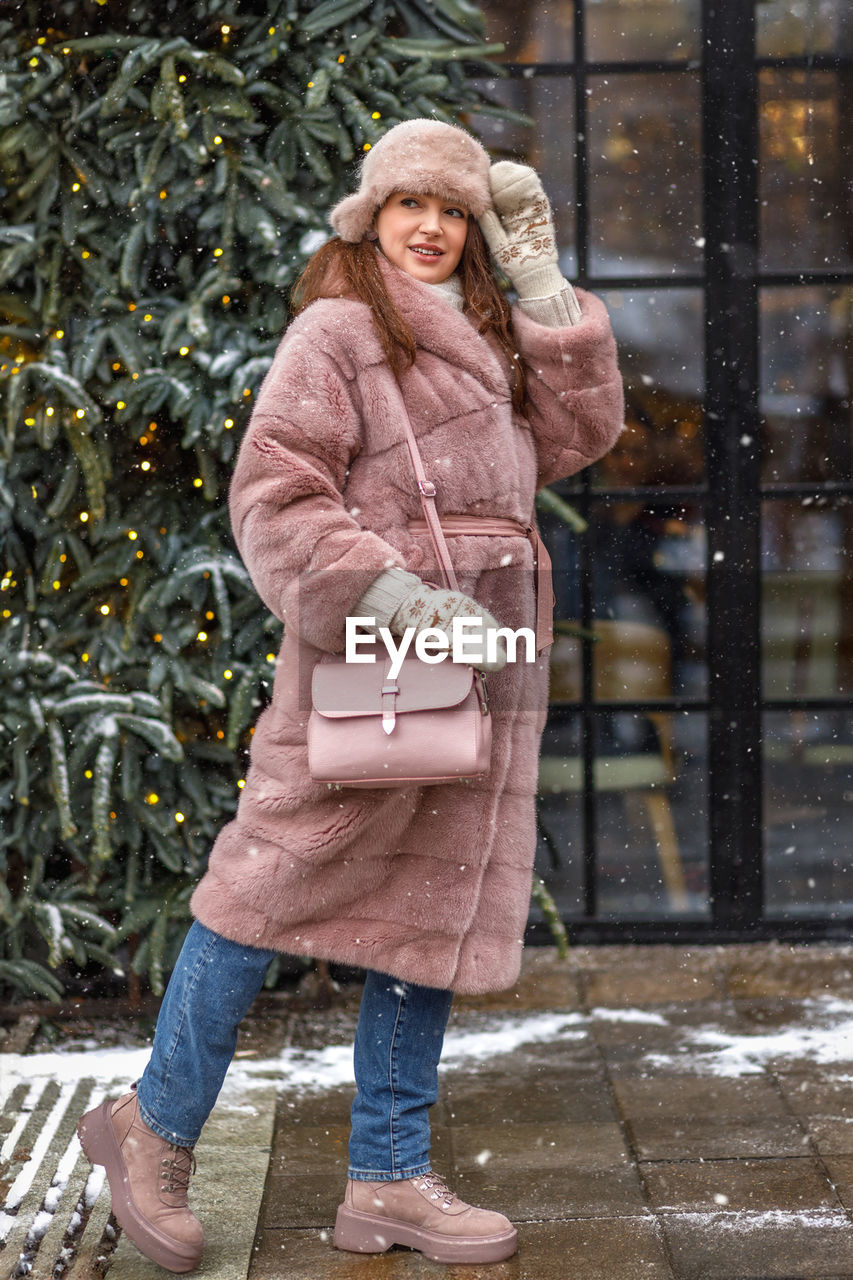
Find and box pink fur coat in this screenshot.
[190,256,623,993]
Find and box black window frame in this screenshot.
[510,0,853,944]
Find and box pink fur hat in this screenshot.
[328,118,492,242]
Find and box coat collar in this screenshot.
[376,252,509,397]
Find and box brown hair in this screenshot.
[291,220,528,414]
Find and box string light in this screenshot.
[72,182,81,192]
[213,136,223,146]
[136,549,144,559]
[193,477,202,487]
[338,54,346,63]
[159,189,167,200]
[52,580,60,590]
[224,418,234,429]
[213,247,223,257]
[175,812,185,823]
[266,653,276,663]
[81,652,89,662]
[81,250,90,259]
[128,303,136,312]
[221,23,231,34]
[75,408,85,419]
[197,630,208,641]
[205,611,214,620]
[223,670,233,680]
[237,779,245,789]
[146,793,159,805]
[140,460,151,471]
[54,329,64,338]
[116,400,126,409]
[46,406,55,416]
[143,313,153,322]
[85,770,93,780]
[363,143,372,152]
[79,511,89,522]
[99,604,110,615]
[372,112,381,120]
[179,346,190,356]
[221,295,230,305]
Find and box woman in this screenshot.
[77,119,623,1271]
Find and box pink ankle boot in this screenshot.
[77,1090,203,1274]
[333,1171,518,1263]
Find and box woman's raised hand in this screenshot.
[479,162,582,325]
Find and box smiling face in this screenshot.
[374,191,470,283]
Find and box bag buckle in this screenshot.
[418,479,437,497]
[381,682,399,735]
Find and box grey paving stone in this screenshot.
[451,1121,631,1172]
[661,1207,853,1279]
[640,1156,840,1213]
[456,1162,649,1220]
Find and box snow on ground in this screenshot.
[3,997,852,1103]
[640,997,853,1077]
[1,1011,590,1100]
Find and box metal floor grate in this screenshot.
[1,1073,121,1279]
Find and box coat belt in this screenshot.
[406,515,554,653]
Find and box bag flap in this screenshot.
[311,652,475,718]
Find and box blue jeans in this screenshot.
[136,921,453,1181]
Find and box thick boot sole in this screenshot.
[333,1202,518,1264]
[77,1099,203,1275]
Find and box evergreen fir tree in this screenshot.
[0,0,533,1001]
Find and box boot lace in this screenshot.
[160,1146,196,1197]
[414,1172,456,1209]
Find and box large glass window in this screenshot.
[478,0,852,939]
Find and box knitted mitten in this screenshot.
[355,567,507,672]
[479,161,582,327]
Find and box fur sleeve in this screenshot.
[512,289,624,487]
[228,312,405,652]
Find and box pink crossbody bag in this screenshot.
[307,400,492,789]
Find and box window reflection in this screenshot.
[588,72,702,276]
[756,0,851,58]
[760,71,852,272]
[760,287,852,484]
[595,711,708,916]
[586,0,700,62]
[479,0,574,62]
[762,500,852,701]
[764,709,853,917]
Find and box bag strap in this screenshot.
[393,384,460,593]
